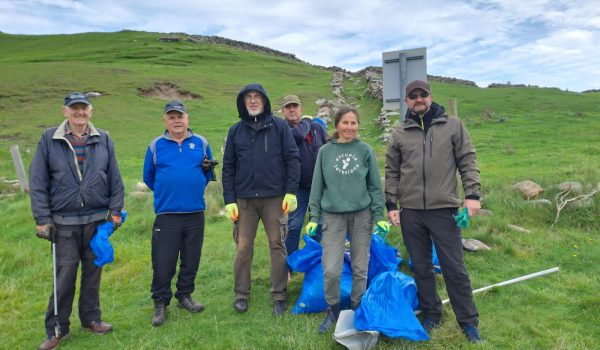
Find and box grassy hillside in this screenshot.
[0,31,599,349]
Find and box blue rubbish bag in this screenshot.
[355,270,428,341]
[288,235,352,314]
[408,242,441,274]
[90,211,127,267]
[368,233,402,285]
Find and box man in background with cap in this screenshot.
[143,100,216,327]
[222,84,300,316]
[384,80,483,343]
[281,95,327,262]
[30,92,124,350]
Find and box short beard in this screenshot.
[248,109,263,117]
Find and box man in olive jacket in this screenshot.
[384,80,483,343]
[30,92,124,350]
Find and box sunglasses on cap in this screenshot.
[407,91,430,100]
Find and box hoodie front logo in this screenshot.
[333,153,359,175]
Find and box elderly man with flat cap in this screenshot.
[143,100,216,326]
[384,80,483,343]
[30,92,125,350]
[280,95,327,262]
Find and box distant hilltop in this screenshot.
[158,32,595,92]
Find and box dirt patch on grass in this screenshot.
[138,82,202,100]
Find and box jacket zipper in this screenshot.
[422,129,427,210]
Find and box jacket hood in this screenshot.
[236,83,272,120]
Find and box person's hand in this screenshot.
[282,194,298,214]
[35,224,55,241]
[463,199,481,218]
[225,203,239,222]
[305,222,318,237]
[387,210,400,226]
[109,215,122,230]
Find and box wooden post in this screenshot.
[449,98,458,117]
[10,144,29,192]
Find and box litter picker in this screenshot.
[442,266,560,305]
[51,228,62,338]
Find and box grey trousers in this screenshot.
[321,208,372,307]
[400,208,479,326]
[44,221,103,338]
[233,196,288,301]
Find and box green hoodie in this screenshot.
[308,138,385,223]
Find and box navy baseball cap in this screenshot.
[64,92,91,106]
[164,100,187,114]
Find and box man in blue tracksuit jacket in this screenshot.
[222,83,300,316]
[143,100,215,327]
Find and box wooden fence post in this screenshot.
[449,98,458,117]
[10,144,29,192]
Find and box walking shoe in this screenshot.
[421,317,441,333]
[177,295,205,313]
[318,304,340,334]
[462,324,483,343]
[233,298,248,313]
[81,320,112,335]
[273,300,287,316]
[152,302,167,327]
[38,331,70,350]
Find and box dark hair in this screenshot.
[331,106,360,140]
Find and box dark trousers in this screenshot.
[151,212,205,304]
[45,221,103,338]
[400,208,479,326]
[285,187,322,257]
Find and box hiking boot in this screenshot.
[152,302,167,327]
[81,320,112,335]
[177,295,205,313]
[318,304,340,334]
[273,300,287,316]
[38,331,70,350]
[421,317,441,333]
[462,324,483,343]
[233,298,248,313]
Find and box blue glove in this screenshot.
[454,208,469,229]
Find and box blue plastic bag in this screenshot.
[90,211,127,267]
[408,242,441,274]
[355,271,428,341]
[368,233,402,284]
[289,235,352,314]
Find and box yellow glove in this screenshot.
[305,222,318,237]
[282,193,298,214]
[225,203,239,222]
[376,221,390,234]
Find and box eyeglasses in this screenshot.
[407,91,430,100]
[244,94,263,102]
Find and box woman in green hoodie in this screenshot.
[306,106,390,334]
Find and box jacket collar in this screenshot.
[52,119,100,139]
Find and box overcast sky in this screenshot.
[1,0,599,92]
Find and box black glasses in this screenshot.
[407,91,430,100]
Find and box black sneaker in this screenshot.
[273,300,287,316]
[177,295,205,313]
[318,304,340,334]
[421,317,441,333]
[462,324,483,343]
[234,298,248,313]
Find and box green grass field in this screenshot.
[0,31,599,349]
